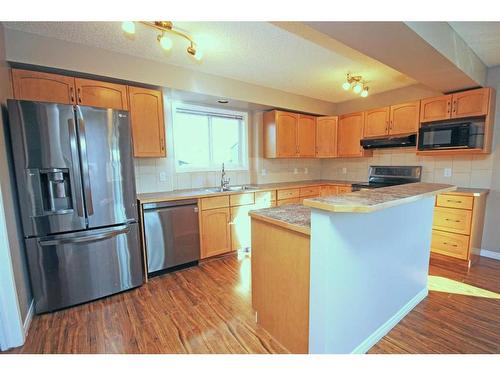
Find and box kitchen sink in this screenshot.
[205,185,259,193]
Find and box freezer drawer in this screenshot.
[26,223,143,313]
[143,200,200,274]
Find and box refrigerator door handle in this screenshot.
[77,114,94,216]
[39,224,130,246]
[68,118,85,217]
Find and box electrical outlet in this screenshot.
[342,167,347,175]
[159,172,168,182]
[261,169,267,176]
[444,168,452,178]
[293,168,299,175]
[304,167,309,174]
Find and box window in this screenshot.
[172,103,248,172]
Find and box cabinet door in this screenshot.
[316,116,337,157]
[128,86,166,158]
[364,107,389,138]
[337,112,365,157]
[11,68,76,104]
[230,205,253,251]
[320,186,338,197]
[452,88,490,118]
[420,95,452,123]
[201,207,231,259]
[75,78,128,110]
[276,111,298,157]
[389,101,420,136]
[297,115,316,157]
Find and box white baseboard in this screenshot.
[351,288,428,354]
[480,249,500,261]
[23,300,34,338]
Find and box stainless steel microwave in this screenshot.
[417,121,484,150]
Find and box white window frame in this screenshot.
[172,102,249,173]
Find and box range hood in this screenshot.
[361,134,417,149]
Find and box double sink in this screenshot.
[204,185,260,193]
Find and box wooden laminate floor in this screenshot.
[6,252,500,354]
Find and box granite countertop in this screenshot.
[445,187,489,197]
[249,204,311,236]
[303,183,457,213]
[137,179,360,204]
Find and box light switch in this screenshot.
[293,168,299,174]
[342,167,347,175]
[304,167,309,174]
[261,169,267,176]
[159,172,168,182]
[444,168,452,178]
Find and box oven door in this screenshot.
[418,123,470,150]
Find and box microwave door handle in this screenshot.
[76,110,94,216]
[68,118,85,217]
[39,225,130,246]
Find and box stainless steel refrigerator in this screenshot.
[7,99,144,313]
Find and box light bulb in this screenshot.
[342,81,351,91]
[193,49,203,61]
[121,21,135,35]
[360,88,369,97]
[353,82,363,94]
[159,34,173,50]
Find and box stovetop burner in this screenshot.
[351,166,422,191]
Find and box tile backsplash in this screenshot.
[320,147,495,189]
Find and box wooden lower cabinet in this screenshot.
[430,192,488,266]
[320,185,338,197]
[200,207,231,259]
[277,198,301,206]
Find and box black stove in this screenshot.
[351,166,422,192]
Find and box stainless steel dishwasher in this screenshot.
[143,199,200,275]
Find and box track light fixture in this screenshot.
[342,73,369,98]
[121,21,202,61]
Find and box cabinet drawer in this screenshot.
[277,198,300,206]
[431,230,470,260]
[436,194,473,210]
[299,186,320,197]
[230,192,255,207]
[277,188,300,200]
[320,186,338,197]
[433,207,472,235]
[200,195,229,210]
[338,186,352,194]
[255,190,276,204]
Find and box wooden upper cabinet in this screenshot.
[297,114,316,157]
[389,101,420,136]
[11,68,76,104]
[316,116,337,158]
[420,95,452,123]
[75,78,128,110]
[263,110,298,158]
[128,86,166,158]
[337,112,366,157]
[452,88,490,118]
[364,107,389,138]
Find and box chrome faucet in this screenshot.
[220,163,230,191]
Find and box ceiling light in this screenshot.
[342,81,351,91]
[121,21,201,60]
[352,82,363,94]
[121,21,136,35]
[158,33,172,51]
[360,87,369,97]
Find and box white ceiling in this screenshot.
[449,22,500,67]
[3,21,417,103]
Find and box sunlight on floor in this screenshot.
[428,275,500,299]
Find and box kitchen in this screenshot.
[1,8,500,371]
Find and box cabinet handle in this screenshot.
[389,120,393,130]
[77,88,82,103]
[444,218,461,223]
[385,120,389,132]
[447,199,462,204]
[443,242,458,247]
[160,137,165,151]
[70,87,75,103]
[452,100,457,113]
[447,100,451,114]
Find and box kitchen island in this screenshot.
[250,182,456,354]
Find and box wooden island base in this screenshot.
[251,219,310,354]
